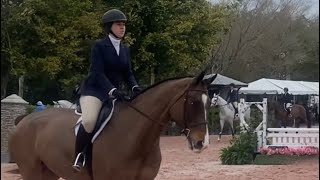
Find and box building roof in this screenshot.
[1,94,29,104]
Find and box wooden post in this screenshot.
[18,75,24,98]
[262,98,268,148]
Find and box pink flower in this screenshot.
[258,147,319,156]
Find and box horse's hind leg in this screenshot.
[18,160,59,180]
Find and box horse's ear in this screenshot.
[193,70,207,85]
[202,73,217,86]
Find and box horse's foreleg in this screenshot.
[283,117,287,128]
[218,119,225,142]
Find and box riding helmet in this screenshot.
[102,9,127,35]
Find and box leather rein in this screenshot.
[126,88,209,138]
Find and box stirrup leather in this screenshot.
[73,152,86,168]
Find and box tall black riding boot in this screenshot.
[72,124,92,172]
[233,103,239,117]
[235,109,239,117]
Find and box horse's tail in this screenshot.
[14,114,29,126]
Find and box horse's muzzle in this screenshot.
[189,140,207,153]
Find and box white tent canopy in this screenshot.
[239,78,319,95]
[205,74,247,87]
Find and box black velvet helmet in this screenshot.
[102,9,127,24]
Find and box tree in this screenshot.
[291,16,319,81]
[2,0,103,102]
[104,0,229,85]
[2,0,230,103]
[210,0,317,82]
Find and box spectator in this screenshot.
[33,101,47,112]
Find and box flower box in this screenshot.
[254,147,319,165]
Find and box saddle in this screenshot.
[75,99,116,142]
[74,98,116,174]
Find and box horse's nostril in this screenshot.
[195,141,203,149]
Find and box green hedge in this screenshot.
[25,104,53,114]
[254,154,319,165]
[219,126,257,165]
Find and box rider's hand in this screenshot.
[112,90,129,101]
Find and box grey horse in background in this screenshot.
[53,100,77,109]
[211,94,251,141]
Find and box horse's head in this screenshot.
[53,101,62,108]
[169,72,217,153]
[211,93,220,107]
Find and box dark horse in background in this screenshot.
[269,101,310,128]
[308,103,319,126]
[9,71,217,180]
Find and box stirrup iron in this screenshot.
[72,152,86,171]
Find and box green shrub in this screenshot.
[249,107,262,128]
[25,104,53,114]
[254,154,319,165]
[26,105,36,114]
[208,108,220,133]
[220,126,257,165]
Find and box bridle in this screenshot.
[180,89,209,137]
[126,88,209,138]
[211,96,229,107]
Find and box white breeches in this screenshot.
[79,96,103,133]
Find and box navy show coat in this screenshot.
[81,36,138,102]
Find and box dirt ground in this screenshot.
[1,135,319,180]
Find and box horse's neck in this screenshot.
[132,78,190,123]
[217,96,234,114]
[112,78,191,148]
[218,96,227,105]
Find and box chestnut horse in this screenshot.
[9,71,217,180]
[271,102,309,128]
[14,114,28,126]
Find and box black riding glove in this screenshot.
[132,86,142,97]
[112,90,130,101]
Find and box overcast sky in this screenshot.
[308,0,319,16]
[209,0,319,17]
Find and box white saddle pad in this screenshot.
[74,99,116,143]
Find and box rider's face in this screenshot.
[111,21,126,39]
